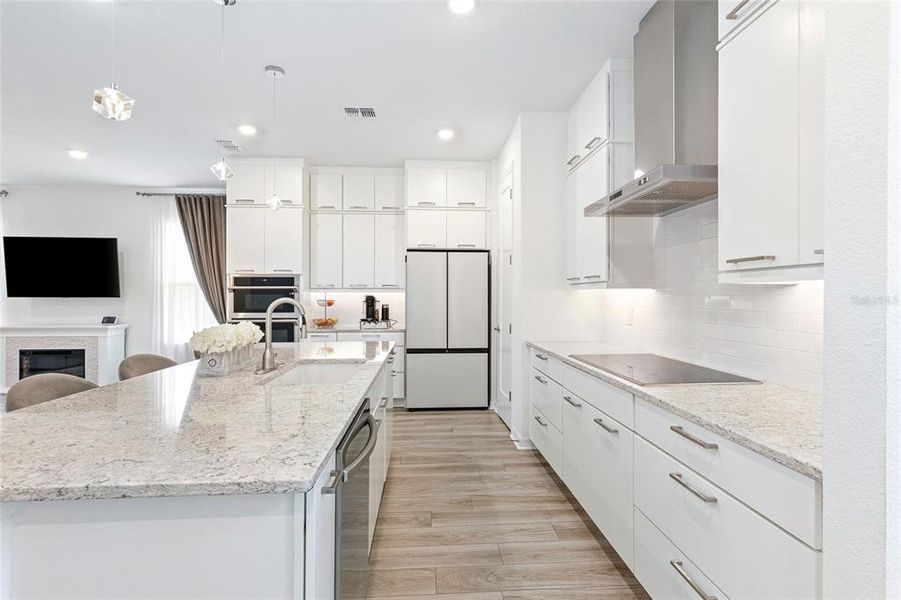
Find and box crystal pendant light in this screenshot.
[210,159,234,181]
[265,64,286,211]
[92,0,134,121]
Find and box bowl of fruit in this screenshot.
[313,317,339,329]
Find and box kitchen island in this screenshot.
[0,340,396,599]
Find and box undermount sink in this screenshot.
[269,362,363,386]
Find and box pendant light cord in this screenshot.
[111,0,117,84]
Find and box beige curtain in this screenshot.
[175,194,228,324]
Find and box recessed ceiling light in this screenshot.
[438,128,456,141]
[448,0,476,15]
[66,149,89,160]
[238,124,257,136]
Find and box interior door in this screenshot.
[447,251,488,349]
[405,251,447,349]
[499,176,514,409]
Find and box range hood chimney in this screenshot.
[586,0,718,217]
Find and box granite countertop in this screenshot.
[0,340,395,503]
[526,341,822,481]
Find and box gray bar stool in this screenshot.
[118,354,178,381]
[5,373,99,412]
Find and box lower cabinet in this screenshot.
[529,403,562,475]
[305,451,337,600]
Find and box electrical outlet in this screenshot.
[627,308,634,326]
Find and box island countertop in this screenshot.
[0,340,395,503]
[527,341,822,481]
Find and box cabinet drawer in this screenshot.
[529,348,563,382]
[634,437,821,599]
[562,364,634,429]
[529,367,563,431]
[634,508,729,600]
[391,372,405,399]
[307,332,338,341]
[635,399,821,549]
[529,403,562,476]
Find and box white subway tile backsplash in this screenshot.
[569,201,823,392]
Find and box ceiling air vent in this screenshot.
[343,107,378,121]
[216,139,242,152]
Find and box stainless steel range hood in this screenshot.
[586,0,718,217]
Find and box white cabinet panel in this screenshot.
[446,211,487,249]
[446,169,487,208]
[574,148,609,282]
[406,353,487,409]
[375,174,404,211]
[374,214,405,289]
[529,368,563,431]
[405,251,447,349]
[575,70,609,153]
[406,168,447,207]
[226,206,265,273]
[447,251,488,349]
[311,213,343,288]
[227,163,266,205]
[529,403,563,476]
[343,174,375,211]
[342,214,375,288]
[310,173,343,210]
[718,0,770,42]
[799,0,825,265]
[406,210,446,249]
[304,452,336,600]
[565,106,582,170]
[270,165,303,207]
[263,207,303,274]
[718,0,800,271]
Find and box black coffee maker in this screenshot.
[363,295,380,323]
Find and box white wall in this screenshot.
[566,201,824,392]
[822,2,901,597]
[0,185,155,355]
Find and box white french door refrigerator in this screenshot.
[405,250,489,409]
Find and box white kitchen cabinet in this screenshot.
[343,174,375,211]
[799,0,825,265]
[718,0,770,42]
[406,168,447,207]
[565,107,583,171]
[226,206,266,273]
[304,451,336,600]
[574,146,610,283]
[310,172,343,210]
[342,214,375,288]
[719,0,799,272]
[446,169,487,208]
[226,163,267,205]
[575,70,609,155]
[406,209,446,249]
[263,207,303,274]
[374,213,405,289]
[375,174,404,211]
[269,163,303,206]
[311,213,343,288]
[446,211,487,249]
[529,403,563,476]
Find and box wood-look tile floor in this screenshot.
[345,409,649,599]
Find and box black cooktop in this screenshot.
[569,353,761,386]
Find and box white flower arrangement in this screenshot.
[190,322,263,355]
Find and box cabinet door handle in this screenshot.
[813,249,824,256]
[272,269,294,273]
[584,136,603,150]
[566,155,581,167]
[381,206,400,210]
[380,284,400,288]
[533,375,547,384]
[670,560,718,600]
[235,269,256,273]
[725,0,752,20]
[564,395,581,408]
[417,201,437,206]
[534,415,547,428]
[669,472,717,503]
[417,243,437,248]
[725,255,775,265]
[493,326,501,332]
[234,198,256,204]
[348,284,368,288]
[583,274,603,279]
[593,417,618,434]
[349,205,369,210]
[456,201,477,207]
[457,244,477,248]
[535,353,548,361]
[670,426,718,449]
[318,283,337,288]
[280,199,296,205]
[317,204,336,209]
[565,277,582,282]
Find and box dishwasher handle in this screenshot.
[342,414,380,482]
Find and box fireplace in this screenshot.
[19,349,87,379]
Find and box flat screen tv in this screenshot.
[3,236,121,298]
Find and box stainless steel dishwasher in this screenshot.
[329,400,379,599]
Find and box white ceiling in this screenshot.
[1,0,651,187]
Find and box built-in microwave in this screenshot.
[230,319,299,344]
[229,275,299,319]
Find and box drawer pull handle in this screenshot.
[669,472,717,504]
[566,155,582,167]
[813,248,824,256]
[534,415,548,428]
[457,201,477,206]
[593,417,618,434]
[535,353,548,361]
[534,375,548,384]
[381,206,401,210]
[584,136,603,150]
[565,277,582,281]
[670,426,718,450]
[564,395,581,408]
[417,201,437,206]
[317,205,336,209]
[670,560,718,600]
[725,0,752,20]
[725,255,775,265]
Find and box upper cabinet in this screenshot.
[406,167,447,208]
[226,158,304,206]
[717,0,824,282]
[342,174,375,211]
[375,174,404,211]
[446,169,487,208]
[310,173,342,210]
[226,205,303,274]
[718,0,770,43]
